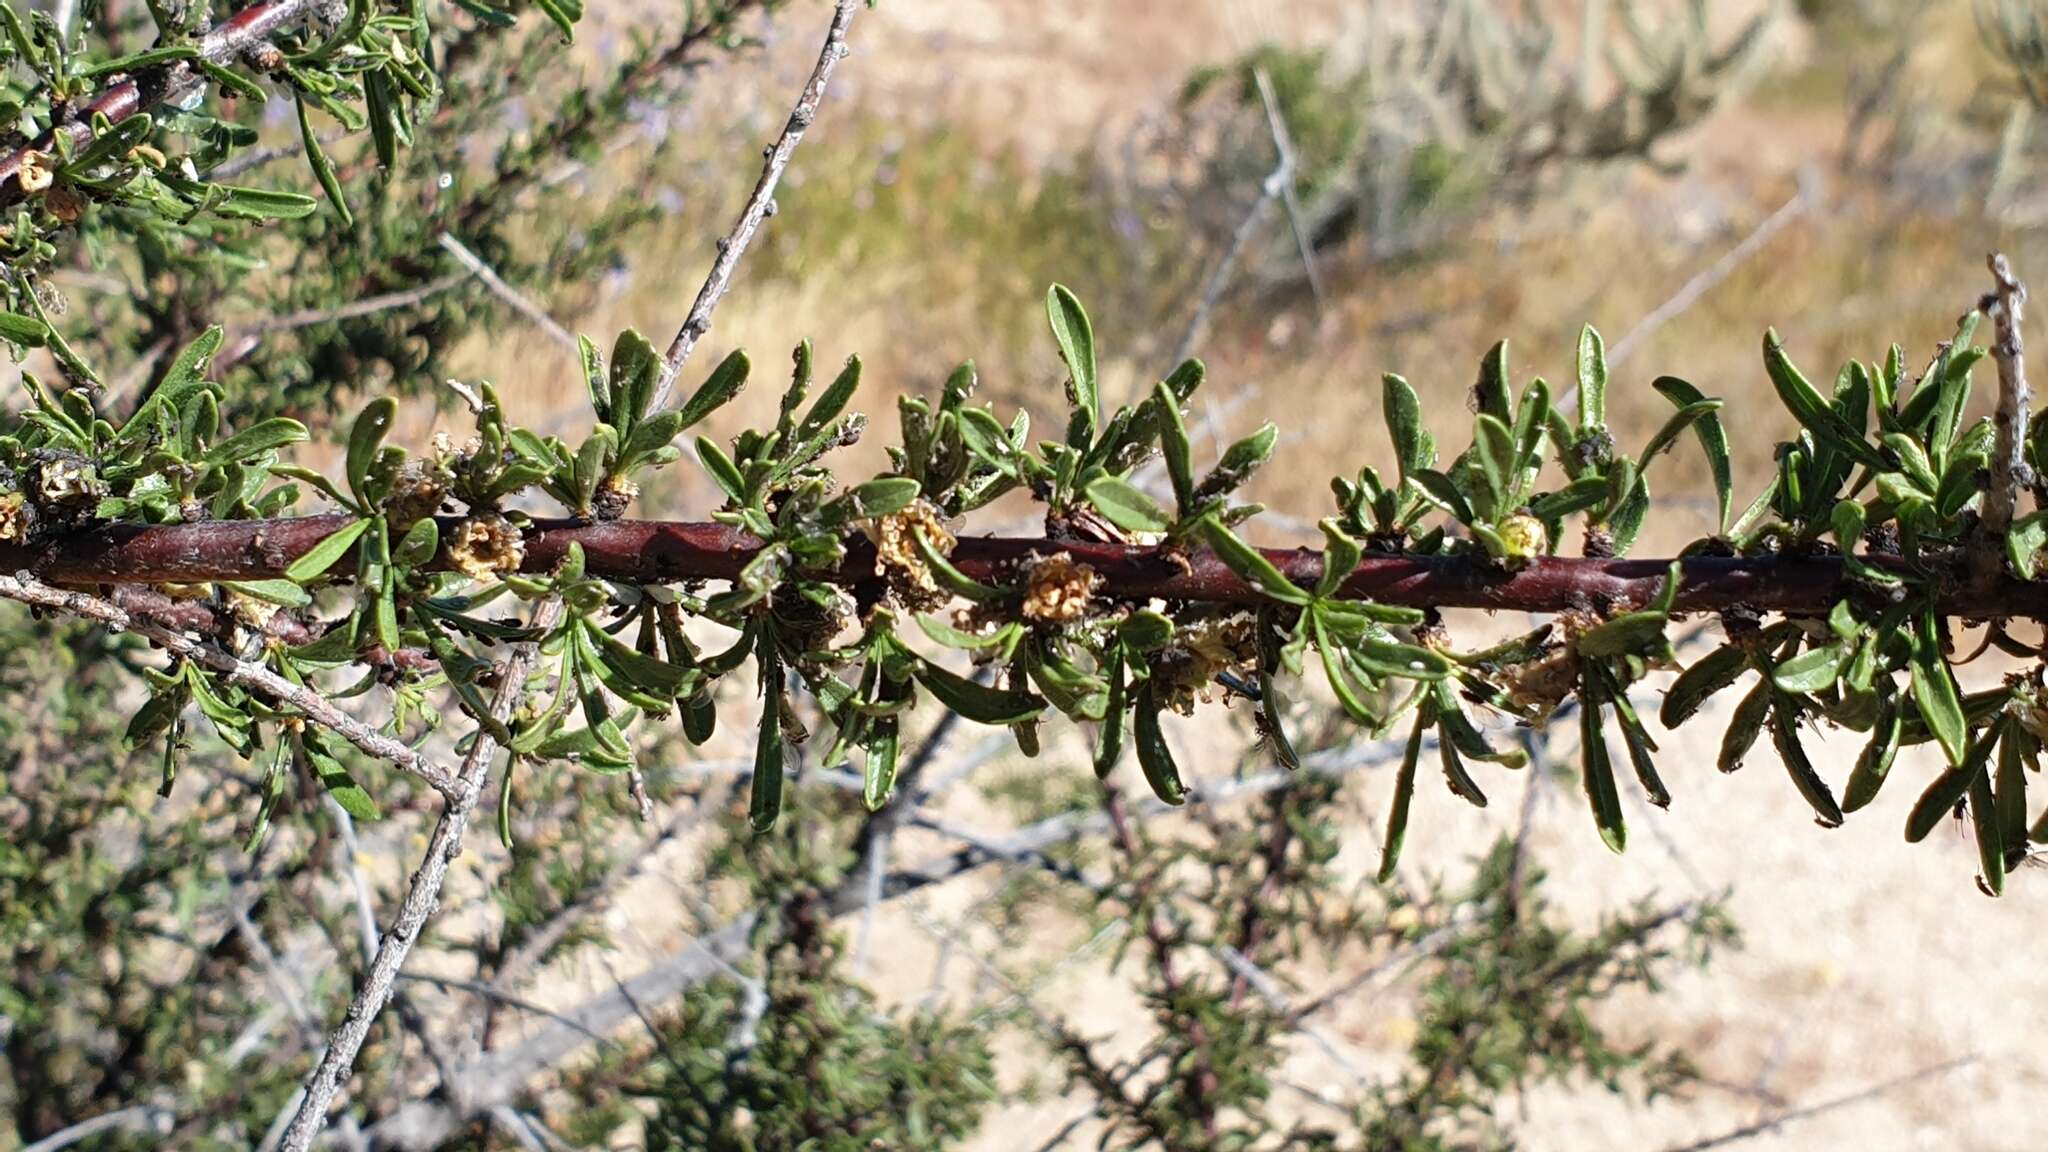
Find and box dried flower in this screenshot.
[1020,552,1098,624]
[870,499,953,611]
[33,457,104,512]
[0,492,31,542]
[446,514,526,581]
[16,151,52,194]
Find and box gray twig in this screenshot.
[22,1105,175,1152]
[436,233,578,351]
[276,596,562,1152]
[0,574,461,799]
[1253,67,1326,310]
[1598,175,1818,381]
[652,0,863,408]
[1976,252,2031,590]
[1656,1056,1977,1152]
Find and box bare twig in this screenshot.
[1976,252,2031,589]
[0,573,461,799]
[22,1105,175,1152]
[651,0,863,408]
[233,272,476,339]
[436,234,578,351]
[1600,175,1817,376]
[1253,67,1326,310]
[276,596,562,1152]
[1656,1055,1977,1152]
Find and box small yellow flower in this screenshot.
[1498,513,1548,562]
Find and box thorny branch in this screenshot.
[10,512,2048,619]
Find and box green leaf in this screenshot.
[531,0,583,41]
[205,417,309,465]
[1772,643,1847,694]
[1047,284,1099,431]
[1970,760,2005,896]
[0,310,50,347]
[1842,693,1903,813]
[1154,381,1195,511]
[297,96,353,229]
[862,718,901,812]
[1662,642,1749,728]
[1192,422,1278,505]
[677,349,750,430]
[1770,697,1844,827]
[1201,516,1309,605]
[1576,325,1609,434]
[1379,711,1427,881]
[1763,330,1884,469]
[1409,468,1473,523]
[1117,610,1176,652]
[346,398,397,502]
[1316,519,1362,600]
[750,638,784,832]
[797,355,862,451]
[1382,374,1431,477]
[1094,649,1127,779]
[1652,376,1733,532]
[1133,681,1185,805]
[1579,692,1626,854]
[2009,510,2048,579]
[1718,680,1771,773]
[1085,474,1174,534]
[1909,614,1968,767]
[224,579,312,609]
[285,518,371,584]
[1574,610,1668,659]
[1474,340,1513,423]
[1473,414,1516,514]
[915,660,1045,726]
[1905,742,1990,844]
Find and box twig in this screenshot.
[1253,67,1326,310]
[0,573,461,799]
[1600,176,1818,376]
[22,1105,174,1152]
[233,272,476,339]
[276,595,562,1152]
[395,972,615,1044]
[1214,944,1366,1083]
[1655,1055,1977,1152]
[1975,252,2031,590]
[436,234,578,352]
[651,0,863,408]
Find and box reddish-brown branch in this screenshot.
[2,513,2042,619]
[0,0,320,203]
